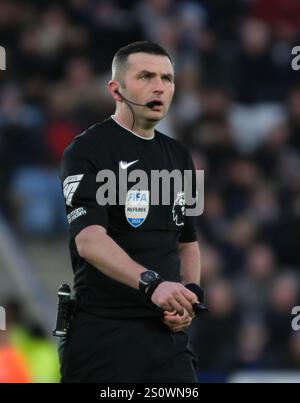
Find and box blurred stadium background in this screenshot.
[0,0,300,383]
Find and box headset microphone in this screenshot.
[114,89,163,130]
[115,90,161,109]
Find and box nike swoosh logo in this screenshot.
[120,160,139,169]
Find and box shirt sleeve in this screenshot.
[178,150,198,243]
[60,140,108,238]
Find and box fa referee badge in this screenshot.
[125,190,149,228]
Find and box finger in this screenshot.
[160,302,174,312]
[164,315,191,326]
[164,310,177,316]
[164,308,190,321]
[170,315,192,326]
[164,311,186,319]
[172,321,191,331]
[169,299,185,316]
[174,294,194,317]
[178,292,197,315]
[164,318,191,330]
[182,288,199,305]
[163,315,182,325]
[182,310,195,320]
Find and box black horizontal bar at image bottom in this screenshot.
[0,382,267,400]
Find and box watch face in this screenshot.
[141,271,157,284]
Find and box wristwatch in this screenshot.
[139,270,161,294]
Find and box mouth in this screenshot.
[147,99,164,110]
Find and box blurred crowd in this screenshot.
[0,0,300,382]
[0,298,59,382]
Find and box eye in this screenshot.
[141,74,151,80]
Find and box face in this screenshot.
[120,52,175,123]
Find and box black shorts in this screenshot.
[59,310,198,383]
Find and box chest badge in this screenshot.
[125,190,149,228]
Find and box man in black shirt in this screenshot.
[59,41,201,382]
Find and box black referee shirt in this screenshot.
[60,117,197,318]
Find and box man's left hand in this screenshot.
[162,308,195,332]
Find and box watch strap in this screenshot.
[145,278,165,303]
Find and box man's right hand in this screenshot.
[150,281,198,317]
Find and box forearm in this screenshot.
[75,225,146,290]
[76,225,200,315]
[179,241,201,286]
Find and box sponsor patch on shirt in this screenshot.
[67,207,87,224]
[63,174,84,207]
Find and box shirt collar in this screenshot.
[111,115,155,141]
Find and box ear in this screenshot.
[108,80,122,102]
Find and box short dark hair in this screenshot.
[112,41,173,82]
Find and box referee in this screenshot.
[59,41,201,383]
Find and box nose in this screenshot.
[152,77,165,95]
